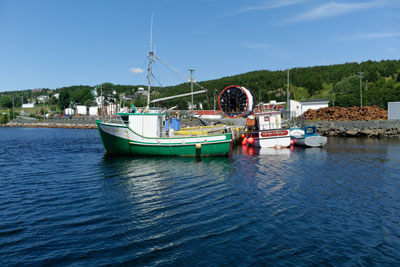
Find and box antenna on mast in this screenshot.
[150,14,153,52]
[147,14,154,107]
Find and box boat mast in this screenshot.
[188,69,194,110]
[147,15,154,107]
[287,68,290,118]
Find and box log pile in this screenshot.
[303,106,388,121]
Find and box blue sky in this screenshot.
[0,0,399,92]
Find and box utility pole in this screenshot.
[287,69,290,118]
[188,69,195,111]
[213,89,216,113]
[358,71,363,107]
[100,85,103,118]
[12,96,14,120]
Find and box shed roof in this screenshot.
[300,99,329,104]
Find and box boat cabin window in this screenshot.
[306,127,315,134]
[120,115,129,125]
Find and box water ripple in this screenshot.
[1,131,400,265]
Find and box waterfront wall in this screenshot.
[308,120,400,137]
[1,118,97,129]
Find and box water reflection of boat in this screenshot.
[258,147,292,156]
[290,126,327,147]
[290,145,328,161]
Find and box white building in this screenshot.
[65,108,74,116]
[136,87,148,96]
[76,105,87,115]
[22,103,35,108]
[37,95,49,103]
[388,102,400,120]
[289,99,329,117]
[289,100,302,117]
[89,106,99,116]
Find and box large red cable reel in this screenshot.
[218,85,255,118]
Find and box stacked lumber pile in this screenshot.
[303,106,388,121]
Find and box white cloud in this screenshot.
[344,32,400,40]
[288,0,396,23]
[129,68,144,74]
[222,0,306,16]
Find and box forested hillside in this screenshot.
[1,59,399,111]
[160,59,400,110]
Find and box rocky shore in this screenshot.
[308,120,400,138]
[1,118,97,129]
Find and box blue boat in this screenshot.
[290,126,327,147]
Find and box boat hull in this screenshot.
[252,129,291,148]
[292,135,327,147]
[97,121,232,156]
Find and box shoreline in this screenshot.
[2,119,400,138]
[1,119,97,129]
[308,120,400,138]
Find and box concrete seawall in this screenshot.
[307,120,400,137]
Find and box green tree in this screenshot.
[0,113,9,124]
[0,96,13,108]
[333,74,360,107]
[58,90,71,109]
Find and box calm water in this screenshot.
[1,128,400,266]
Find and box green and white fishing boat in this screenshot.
[96,112,232,156]
[96,33,232,156]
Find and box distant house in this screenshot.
[289,99,329,117]
[301,100,329,113]
[89,106,99,116]
[36,95,49,103]
[388,102,400,120]
[22,103,35,108]
[76,105,87,115]
[64,108,74,116]
[136,87,148,96]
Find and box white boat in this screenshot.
[245,104,291,148]
[290,126,327,147]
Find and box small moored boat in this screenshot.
[290,126,327,147]
[244,103,291,149]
